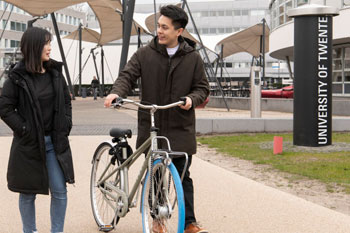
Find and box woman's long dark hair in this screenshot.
[20,27,52,73]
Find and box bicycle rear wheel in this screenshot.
[90,142,123,231]
[141,159,185,233]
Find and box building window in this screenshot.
[233,10,241,16]
[209,28,216,34]
[209,11,216,17]
[201,11,208,17]
[10,21,15,30]
[218,11,224,16]
[2,19,7,29]
[225,28,232,33]
[296,0,308,6]
[242,10,249,16]
[332,47,350,94]
[225,10,232,16]
[9,21,26,32]
[10,40,19,48]
[218,28,225,34]
[192,12,201,18]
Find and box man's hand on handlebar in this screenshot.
[179,97,192,111]
[104,94,119,108]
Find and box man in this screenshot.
[91,76,99,100]
[104,5,209,233]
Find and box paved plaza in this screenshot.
[1,97,350,232]
[0,96,295,136]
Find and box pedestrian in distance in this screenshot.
[0,27,74,233]
[91,76,100,100]
[104,5,209,233]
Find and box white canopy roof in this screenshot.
[6,0,268,57]
[4,0,86,16]
[63,12,151,45]
[63,27,100,44]
[217,23,269,58]
[183,23,269,58]
[5,0,150,45]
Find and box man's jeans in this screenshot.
[172,155,196,228]
[19,136,67,233]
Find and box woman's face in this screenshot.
[41,40,51,62]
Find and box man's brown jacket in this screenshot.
[111,36,209,155]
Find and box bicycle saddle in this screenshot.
[109,128,132,138]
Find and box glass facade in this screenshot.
[270,0,308,29]
[333,47,350,95]
[270,0,349,30]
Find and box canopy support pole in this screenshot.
[220,44,225,91]
[101,46,105,97]
[91,48,102,98]
[262,18,266,81]
[78,23,82,97]
[51,13,75,100]
[119,0,136,73]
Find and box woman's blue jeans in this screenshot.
[19,136,67,233]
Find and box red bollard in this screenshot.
[273,136,283,155]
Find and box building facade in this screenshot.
[269,0,350,96]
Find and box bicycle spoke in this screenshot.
[91,143,122,229]
[141,160,185,233]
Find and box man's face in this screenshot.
[157,15,183,48]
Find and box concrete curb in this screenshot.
[196,117,350,134]
[1,117,350,136]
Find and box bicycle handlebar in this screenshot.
[112,97,185,110]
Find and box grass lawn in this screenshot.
[198,133,350,193]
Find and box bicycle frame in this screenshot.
[96,136,152,213]
[95,98,189,219]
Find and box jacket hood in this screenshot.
[150,36,197,56]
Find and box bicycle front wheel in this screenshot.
[141,159,185,233]
[90,142,123,231]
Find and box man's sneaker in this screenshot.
[152,219,167,233]
[184,222,208,233]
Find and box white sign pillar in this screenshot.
[250,66,261,118]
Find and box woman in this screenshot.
[0,27,74,233]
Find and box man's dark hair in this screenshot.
[160,5,188,29]
[20,27,52,73]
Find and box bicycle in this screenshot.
[90,97,189,233]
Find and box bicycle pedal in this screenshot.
[99,225,114,232]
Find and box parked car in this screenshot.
[261,85,293,98]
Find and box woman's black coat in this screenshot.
[0,59,74,195]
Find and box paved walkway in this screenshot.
[1,136,350,233]
[1,97,350,232]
